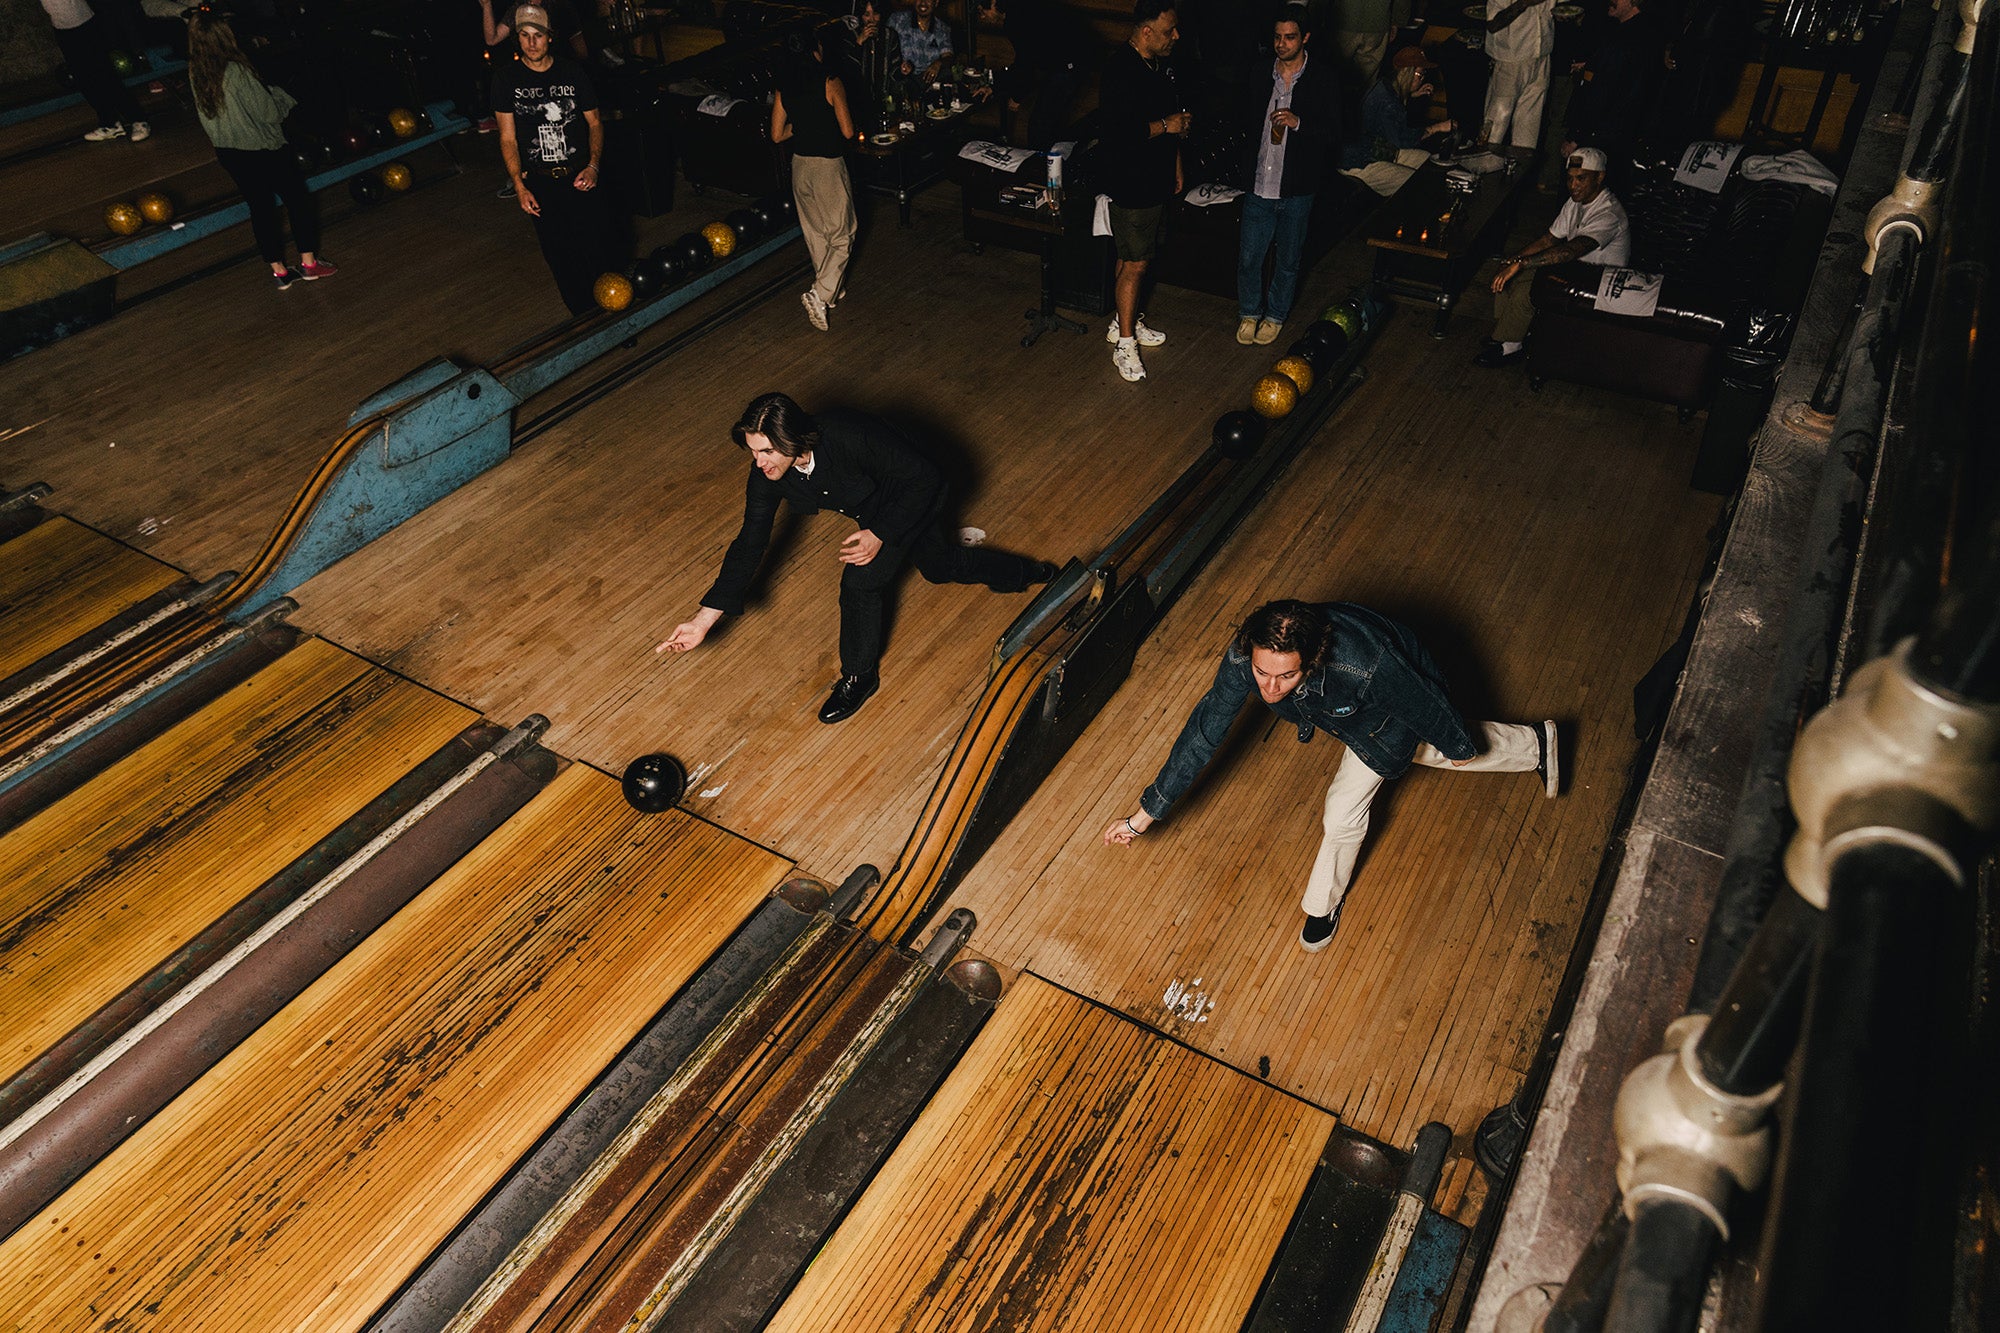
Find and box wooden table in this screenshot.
[852,110,972,225]
[1364,154,1533,336]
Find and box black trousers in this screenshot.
[836,516,1040,678]
[52,19,140,130]
[215,146,321,264]
[524,170,616,314]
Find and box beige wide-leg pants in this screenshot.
[792,153,856,306]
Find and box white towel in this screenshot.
[1674,141,1743,193]
[1093,193,1112,237]
[1594,267,1662,318]
[1740,150,1840,195]
[1183,183,1243,206]
[697,94,744,117]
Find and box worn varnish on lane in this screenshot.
[766,972,1332,1333]
[0,516,182,680]
[0,635,473,1087]
[0,765,787,1331]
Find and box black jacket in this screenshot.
[701,409,945,615]
[1237,52,1341,198]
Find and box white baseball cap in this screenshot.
[1567,146,1609,174]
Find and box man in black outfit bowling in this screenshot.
[657,394,1060,724]
[492,4,614,314]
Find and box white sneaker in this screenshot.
[84,124,126,141]
[1538,720,1560,797]
[1106,316,1166,347]
[802,289,829,331]
[127,120,151,142]
[1112,338,1146,382]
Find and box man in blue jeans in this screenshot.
[1236,6,1339,345]
[1101,599,1558,953]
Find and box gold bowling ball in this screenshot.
[386,107,419,138]
[104,202,144,235]
[136,191,175,224]
[1251,373,1299,420]
[1272,355,1314,396]
[380,162,413,192]
[701,221,737,259]
[593,272,635,311]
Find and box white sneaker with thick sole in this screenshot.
[84,124,126,141]
[1112,339,1146,382]
[1538,719,1559,797]
[802,289,829,331]
[1106,316,1166,347]
[128,120,151,142]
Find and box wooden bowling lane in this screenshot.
[0,108,226,249]
[932,311,1722,1212]
[764,972,1333,1332]
[0,764,786,1332]
[0,635,472,1090]
[0,514,182,681]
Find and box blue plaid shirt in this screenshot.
[888,10,954,72]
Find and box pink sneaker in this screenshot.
[298,258,338,281]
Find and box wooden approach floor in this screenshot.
[767,972,1333,1333]
[0,635,472,1086]
[0,764,788,1332]
[0,515,181,679]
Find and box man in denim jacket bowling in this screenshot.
[1102,600,1559,953]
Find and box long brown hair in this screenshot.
[188,10,255,120]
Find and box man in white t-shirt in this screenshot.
[1481,0,1554,148]
[1477,146,1630,367]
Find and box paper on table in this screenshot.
[1184,183,1243,206]
[697,93,744,117]
[1673,140,1742,193]
[1594,266,1662,318]
[958,140,1037,171]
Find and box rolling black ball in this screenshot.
[1212,410,1265,459]
[621,753,688,812]
[725,207,763,244]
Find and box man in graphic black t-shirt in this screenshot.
[493,4,616,314]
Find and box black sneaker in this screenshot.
[817,672,880,724]
[272,267,299,290]
[1026,559,1059,585]
[1474,342,1525,368]
[1300,901,1342,953]
[1537,719,1560,797]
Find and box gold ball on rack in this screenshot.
[1251,373,1299,420]
[593,272,635,311]
[701,221,737,258]
[1271,355,1314,396]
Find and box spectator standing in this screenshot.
[1562,0,1666,168]
[493,4,615,314]
[1099,0,1189,384]
[773,25,858,332]
[889,0,954,84]
[1235,5,1337,346]
[1481,0,1555,148]
[1337,45,1453,196]
[1327,0,1404,96]
[975,0,1096,149]
[186,9,329,289]
[40,0,150,142]
[1477,145,1630,366]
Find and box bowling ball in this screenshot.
[593,271,635,311]
[628,259,663,300]
[386,107,419,138]
[648,244,684,284]
[750,197,783,234]
[677,233,712,273]
[349,173,386,205]
[725,207,763,244]
[1323,303,1362,340]
[136,191,174,224]
[701,221,737,259]
[380,162,413,192]
[291,145,318,175]
[104,201,144,235]
[109,49,138,77]
[621,753,687,812]
[1284,339,1325,373]
[1212,410,1265,459]
[1303,319,1348,358]
[1251,373,1299,420]
[771,194,795,224]
[338,129,368,157]
[1272,355,1315,396]
[360,121,389,148]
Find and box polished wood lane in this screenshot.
[0,635,472,1085]
[0,516,182,679]
[766,972,1332,1332]
[0,765,787,1332]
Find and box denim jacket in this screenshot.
[1140,603,1476,820]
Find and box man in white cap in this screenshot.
[1476,145,1629,368]
[492,3,616,314]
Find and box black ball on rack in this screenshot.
[1212,410,1265,459]
[725,207,763,244]
[649,244,685,284]
[750,197,783,233]
[1302,319,1348,358]
[348,172,387,205]
[1285,339,1326,372]
[677,232,712,273]
[771,194,796,224]
[621,753,687,812]
[628,258,665,299]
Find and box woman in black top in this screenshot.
[772,25,857,332]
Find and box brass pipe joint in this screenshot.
[1613,1015,1782,1239]
[1957,0,1985,56]
[1784,639,2000,910]
[1862,175,1939,274]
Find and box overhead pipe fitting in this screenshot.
[1861,175,1939,273]
[1611,1016,1782,1240]
[1783,637,2000,910]
[1957,0,1985,55]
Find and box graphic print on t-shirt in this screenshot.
[516,83,583,164]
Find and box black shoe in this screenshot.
[1300,901,1342,953]
[1474,342,1525,368]
[272,267,299,291]
[1026,559,1059,585]
[817,672,880,724]
[1536,719,1559,797]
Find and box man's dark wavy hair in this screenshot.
[1133,0,1175,27]
[1235,599,1332,669]
[732,392,820,456]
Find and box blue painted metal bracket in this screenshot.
[0,48,184,129]
[97,101,469,271]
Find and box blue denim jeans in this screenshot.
[1237,192,1315,322]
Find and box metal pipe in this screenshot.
[1602,1200,1717,1333]
[1542,1201,1630,1333]
[1692,888,1821,1096]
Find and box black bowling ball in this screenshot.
[621,753,688,812]
[649,244,685,285]
[750,197,783,234]
[1285,339,1326,372]
[677,233,712,273]
[629,258,665,300]
[771,194,795,224]
[1303,319,1348,358]
[360,120,389,148]
[726,207,763,244]
[349,173,387,205]
[1212,410,1265,459]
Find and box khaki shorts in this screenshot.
[1109,203,1165,262]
